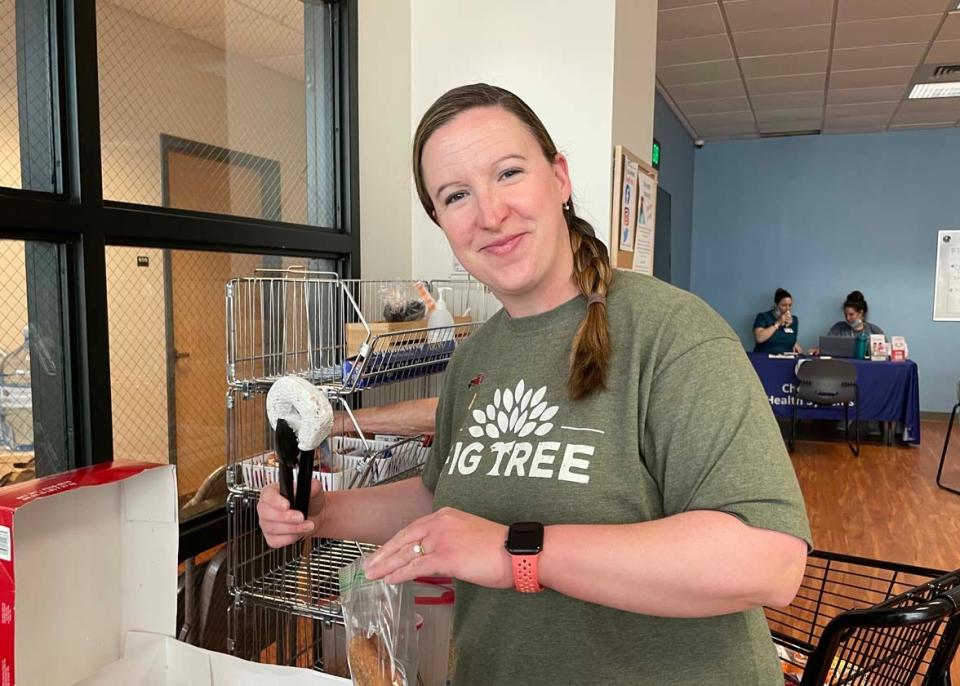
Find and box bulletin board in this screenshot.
[933,229,960,321]
[609,145,658,274]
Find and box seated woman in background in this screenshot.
[828,290,884,337]
[753,287,802,354]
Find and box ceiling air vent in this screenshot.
[759,129,821,139]
[907,63,960,98]
[931,65,960,79]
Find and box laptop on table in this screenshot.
[818,335,858,358]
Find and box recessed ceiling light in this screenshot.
[909,82,960,98]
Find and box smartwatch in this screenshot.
[505,522,544,593]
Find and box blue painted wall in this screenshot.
[691,128,960,412]
[653,92,695,291]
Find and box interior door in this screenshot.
[165,147,272,501]
[653,187,672,284]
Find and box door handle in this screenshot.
[174,349,191,361]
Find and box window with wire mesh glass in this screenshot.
[0,240,71,484]
[1,0,60,192]
[105,247,335,515]
[96,0,338,227]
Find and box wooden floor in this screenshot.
[786,418,960,682]
[787,419,960,572]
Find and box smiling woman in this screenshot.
[257,83,812,686]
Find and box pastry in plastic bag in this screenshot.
[339,555,418,686]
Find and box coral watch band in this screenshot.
[511,553,543,593]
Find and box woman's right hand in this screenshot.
[256,480,324,548]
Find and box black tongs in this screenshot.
[275,417,314,519]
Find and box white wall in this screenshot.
[612,0,657,167]
[357,0,413,279]
[408,0,621,280]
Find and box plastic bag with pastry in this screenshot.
[339,555,418,686]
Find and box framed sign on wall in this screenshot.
[609,145,658,274]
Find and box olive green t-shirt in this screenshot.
[421,270,811,686]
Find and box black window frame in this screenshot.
[0,0,360,560]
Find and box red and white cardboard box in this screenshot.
[0,461,349,685]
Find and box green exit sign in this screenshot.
[652,138,661,169]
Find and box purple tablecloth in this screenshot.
[747,353,920,444]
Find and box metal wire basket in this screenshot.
[226,271,495,393]
[227,433,432,616]
[227,592,351,676]
[225,268,351,390]
[339,322,481,393]
[767,550,960,685]
[227,387,359,496]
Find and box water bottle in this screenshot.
[855,330,868,360]
[0,328,33,450]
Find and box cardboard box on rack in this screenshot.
[0,461,349,686]
[345,316,472,358]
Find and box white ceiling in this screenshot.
[657,0,960,140]
[105,0,305,81]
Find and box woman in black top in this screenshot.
[753,288,802,354]
[827,290,884,337]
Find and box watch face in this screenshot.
[506,522,544,555]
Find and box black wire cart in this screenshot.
[767,551,960,685]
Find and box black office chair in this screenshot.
[789,359,860,457]
[935,379,960,495]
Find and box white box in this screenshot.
[0,461,349,685]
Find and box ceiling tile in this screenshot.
[757,118,824,133]
[723,0,834,33]
[668,79,747,101]
[657,34,733,67]
[838,0,951,22]
[734,24,832,56]
[755,107,824,124]
[834,15,942,49]
[751,91,825,109]
[658,4,725,40]
[657,60,741,86]
[829,66,916,88]
[889,121,958,130]
[695,122,757,137]
[687,111,757,127]
[826,101,899,118]
[896,98,960,116]
[823,112,893,126]
[927,39,960,62]
[938,12,960,40]
[677,96,751,115]
[890,111,958,125]
[740,51,828,78]
[827,85,908,103]
[747,73,826,94]
[824,113,893,126]
[658,0,718,9]
[823,123,888,133]
[831,43,928,71]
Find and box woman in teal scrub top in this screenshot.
[753,288,802,354]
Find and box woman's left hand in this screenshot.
[363,507,513,588]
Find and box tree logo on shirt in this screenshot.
[467,380,558,440]
[444,380,594,484]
